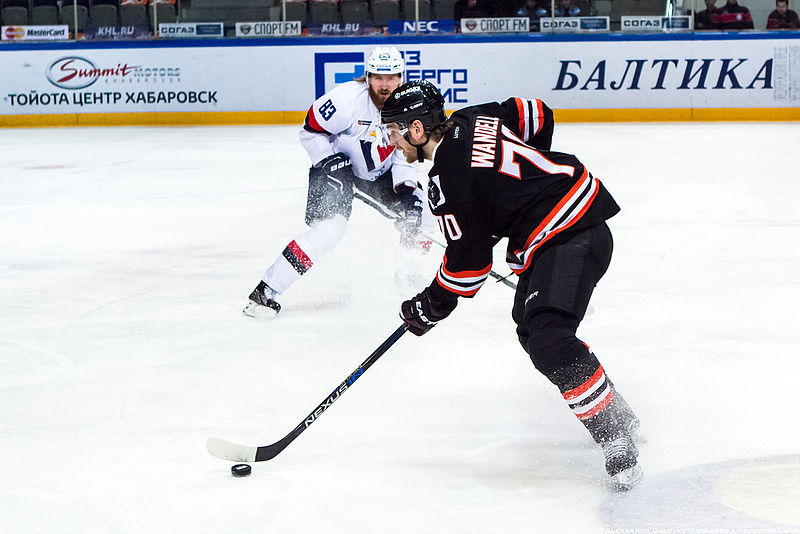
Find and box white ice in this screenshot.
[1,122,799,533]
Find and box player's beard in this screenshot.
[370,88,392,109]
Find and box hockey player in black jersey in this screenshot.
[381,81,643,490]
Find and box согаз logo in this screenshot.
[46,57,137,90]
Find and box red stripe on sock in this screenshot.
[575,390,614,421]
[562,365,604,401]
[288,240,313,269]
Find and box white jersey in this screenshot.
[299,81,418,190]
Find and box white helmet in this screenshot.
[366,46,405,77]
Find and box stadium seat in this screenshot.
[283,1,308,24]
[119,3,147,27]
[340,0,368,23]
[1,0,29,25]
[593,0,611,16]
[150,2,177,27]
[401,0,431,20]
[432,0,454,19]
[371,0,399,26]
[31,0,59,25]
[90,4,119,27]
[268,5,281,20]
[310,0,338,23]
[60,0,90,33]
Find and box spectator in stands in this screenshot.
[767,0,800,28]
[454,0,492,20]
[695,0,719,29]
[553,0,580,17]
[711,0,754,29]
[494,0,519,17]
[518,0,549,30]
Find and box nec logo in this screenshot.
[403,20,440,32]
[314,52,365,98]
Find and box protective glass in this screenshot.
[378,122,408,147]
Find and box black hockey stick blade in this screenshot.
[206,324,408,463]
[353,190,517,289]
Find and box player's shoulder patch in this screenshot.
[428,175,446,210]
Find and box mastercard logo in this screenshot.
[4,26,25,39]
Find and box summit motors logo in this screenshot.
[46,57,137,90]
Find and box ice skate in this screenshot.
[602,433,643,491]
[243,281,281,318]
[612,394,645,443]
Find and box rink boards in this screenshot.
[1,32,799,126]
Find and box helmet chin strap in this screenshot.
[403,131,430,163]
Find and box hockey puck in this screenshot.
[231,464,252,477]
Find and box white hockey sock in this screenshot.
[263,215,348,294]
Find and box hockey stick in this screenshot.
[353,189,518,290]
[206,324,407,463]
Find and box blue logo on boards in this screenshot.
[314,52,366,98]
[313,50,469,104]
[386,19,457,34]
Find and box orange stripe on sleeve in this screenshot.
[515,97,525,138]
[435,272,482,296]
[441,254,492,279]
[534,99,544,135]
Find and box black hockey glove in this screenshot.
[394,185,423,239]
[306,153,356,225]
[312,152,357,193]
[400,287,457,336]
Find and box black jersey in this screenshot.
[426,98,620,300]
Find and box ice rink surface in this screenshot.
[1,121,799,534]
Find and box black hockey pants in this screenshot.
[512,223,613,393]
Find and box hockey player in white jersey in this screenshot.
[244,46,432,317]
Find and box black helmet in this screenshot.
[381,80,446,134]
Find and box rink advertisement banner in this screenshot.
[1,25,69,41]
[82,25,150,40]
[234,22,302,37]
[540,17,610,32]
[158,23,224,38]
[306,23,376,36]
[0,36,798,117]
[387,19,457,35]
[621,16,693,32]
[460,17,529,33]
